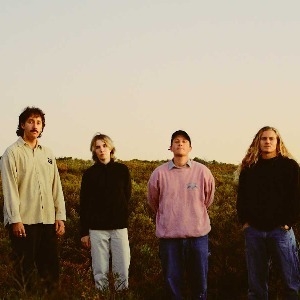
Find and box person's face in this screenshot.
[170,135,192,157]
[94,139,111,163]
[21,114,43,142]
[259,130,278,158]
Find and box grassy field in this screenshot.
[0,157,296,299]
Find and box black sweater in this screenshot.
[237,155,300,231]
[80,161,131,236]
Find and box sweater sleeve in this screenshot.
[79,172,90,237]
[147,170,160,214]
[285,159,300,227]
[236,169,248,225]
[204,169,215,208]
[125,165,132,203]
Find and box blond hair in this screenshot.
[90,133,116,162]
[234,126,293,180]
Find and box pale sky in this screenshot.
[1,1,299,164]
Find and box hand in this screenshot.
[281,225,290,231]
[81,235,91,249]
[55,220,65,236]
[12,222,26,238]
[242,223,250,231]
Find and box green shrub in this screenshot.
[0,158,298,299]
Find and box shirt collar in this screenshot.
[17,137,42,149]
[168,159,192,170]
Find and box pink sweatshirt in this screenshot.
[147,160,215,238]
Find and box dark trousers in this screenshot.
[9,223,59,290]
[159,235,209,300]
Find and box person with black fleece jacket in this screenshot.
[236,126,300,300]
[80,133,131,291]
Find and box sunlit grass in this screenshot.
[0,158,295,299]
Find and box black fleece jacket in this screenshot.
[80,161,131,236]
[237,155,300,231]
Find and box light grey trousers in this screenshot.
[89,228,130,290]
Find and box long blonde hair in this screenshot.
[241,126,292,169]
[234,126,293,179]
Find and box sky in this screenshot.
[1,1,299,165]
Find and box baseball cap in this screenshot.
[170,130,191,146]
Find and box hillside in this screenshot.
[0,157,297,299]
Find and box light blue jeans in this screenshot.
[89,228,130,290]
[244,226,300,300]
[159,235,209,300]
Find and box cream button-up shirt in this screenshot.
[1,137,66,226]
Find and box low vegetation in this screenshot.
[0,157,298,299]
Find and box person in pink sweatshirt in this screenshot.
[147,130,215,300]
